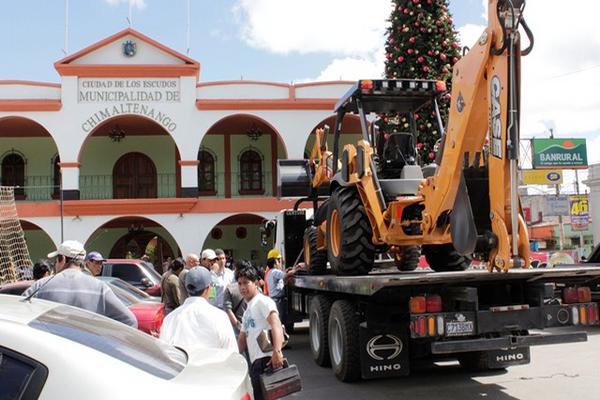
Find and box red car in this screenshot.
[101,259,162,296]
[0,278,164,335]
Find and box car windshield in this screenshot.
[29,306,186,379]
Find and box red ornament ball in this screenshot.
[409,37,416,43]
[429,152,435,160]
[451,41,459,49]
[422,66,430,72]
[440,53,447,61]
[417,56,425,63]
[407,48,414,55]
[417,143,424,150]
[427,50,434,56]
[397,56,404,62]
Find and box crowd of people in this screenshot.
[22,240,301,400]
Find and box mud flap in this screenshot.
[451,173,477,255]
[486,347,530,368]
[359,323,409,379]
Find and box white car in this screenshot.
[0,294,253,399]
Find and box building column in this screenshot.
[59,162,80,200]
[178,160,199,198]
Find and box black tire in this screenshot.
[395,246,420,271]
[458,351,506,372]
[309,295,332,367]
[326,187,375,275]
[304,226,327,275]
[422,243,470,272]
[328,300,361,382]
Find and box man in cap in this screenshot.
[211,248,235,310]
[200,248,218,269]
[160,266,237,353]
[23,240,137,328]
[265,248,299,329]
[84,251,106,276]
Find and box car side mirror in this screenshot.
[141,277,153,287]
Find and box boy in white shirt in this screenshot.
[236,262,285,400]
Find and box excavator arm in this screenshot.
[419,0,533,271]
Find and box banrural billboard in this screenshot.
[532,138,587,169]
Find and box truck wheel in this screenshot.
[328,300,361,382]
[326,187,375,275]
[395,246,420,271]
[422,244,470,272]
[304,226,327,275]
[309,295,331,367]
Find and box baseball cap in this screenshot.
[185,267,213,294]
[85,251,106,262]
[267,248,282,259]
[201,249,217,260]
[47,240,86,260]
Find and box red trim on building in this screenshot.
[0,100,62,111]
[16,198,302,218]
[58,162,81,168]
[196,99,336,110]
[178,160,200,166]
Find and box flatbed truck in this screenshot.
[272,210,600,382]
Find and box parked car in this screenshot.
[0,295,253,399]
[97,276,164,335]
[0,278,164,335]
[101,259,162,296]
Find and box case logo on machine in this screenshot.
[490,76,502,159]
[366,334,403,361]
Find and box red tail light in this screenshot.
[426,295,442,313]
[360,80,374,91]
[240,393,252,400]
[577,287,592,303]
[562,287,579,304]
[410,296,426,314]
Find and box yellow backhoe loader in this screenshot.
[279,0,534,275]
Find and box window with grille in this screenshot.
[198,150,216,194]
[239,150,263,194]
[1,153,25,197]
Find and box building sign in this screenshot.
[81,103,177,133]
[521,169,563,185]
[568,194,589,231]
[545,195,570,217]
[78,78,181,103]
[532,138,587,169]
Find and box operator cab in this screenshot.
[332,79,446,200]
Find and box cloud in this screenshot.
[457,23,486,49]
[232,0,390,56]
[104,0,146,10]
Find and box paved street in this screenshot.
[284,325,600,400]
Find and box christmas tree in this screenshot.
[382,0,461,163]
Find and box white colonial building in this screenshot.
[0,28,362,267]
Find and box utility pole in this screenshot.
[575,169,584,260]
[549,128,565,251]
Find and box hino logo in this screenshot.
[490,76,502,159]
[370,364,402,372]
[366,334,403,361]
[496,353,525,362]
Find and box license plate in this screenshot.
[445,320,474,336]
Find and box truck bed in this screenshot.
[292,264,600,296]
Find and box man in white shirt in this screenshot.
[212,248,235,309]
[237,263,285,400]
[160,266,237,353]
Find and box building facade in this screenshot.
[0,29,362,267]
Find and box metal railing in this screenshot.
[79,174,177,200]
[0,176,58,201]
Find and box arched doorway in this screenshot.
[86,216,180,274]
[202,213,268,265]
[113,152,157,199]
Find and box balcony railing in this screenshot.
[79,174,176,200]
[2,175,58,201]
[235,171,273,196]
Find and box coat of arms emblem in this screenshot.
[123,40,137,57]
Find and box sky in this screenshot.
[0,0,598,192]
